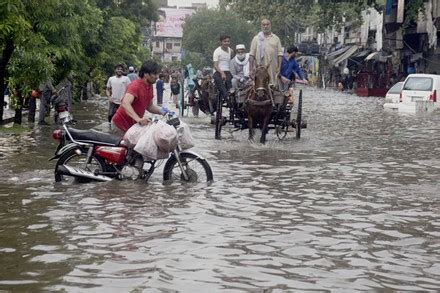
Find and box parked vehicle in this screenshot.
[51,86,69,124]
[49,112,213,184]
[384,81,404,103]
[397,74,440,113]
[400,74,439,103]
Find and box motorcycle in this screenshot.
[49,111,213,184]
[51,86,70,125]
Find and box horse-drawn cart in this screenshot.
[214,65,307,143]
[190,66,307,143]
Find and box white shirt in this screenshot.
[213,46,232,72]
[106,75,131,104]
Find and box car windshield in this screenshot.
[403,77,433,91]
[388,82,403,94]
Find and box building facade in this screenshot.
[302,0,440,96]
[151,7,195,62]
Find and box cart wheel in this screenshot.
[228,93,236,124]
[276,115,289,140]
[295,89,303,139]
[215,94,223,140]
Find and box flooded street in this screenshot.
[1,88,440,291]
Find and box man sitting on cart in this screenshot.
[230,44,251,92]
[279,45,308,104]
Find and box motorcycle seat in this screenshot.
[67,128,121,146]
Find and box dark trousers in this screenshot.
[213,71,232,102]
[28,97,36,123]
[108,102,120,122]
[157,92,163,105]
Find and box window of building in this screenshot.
[174,42,181,47]
[166,43,173,50]
[156,41,160,48]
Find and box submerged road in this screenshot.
[0,87,439,291]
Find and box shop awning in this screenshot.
[331,45,359,66]
[365,51,392,62]
[353,49,371,58]
[365,52,379,61]
[326,46,350,59]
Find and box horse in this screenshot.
[245,64,273,144]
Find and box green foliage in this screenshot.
[403,0,425,30]
[0,0,157,106]
[8,48,55,92]
[97,16,141,74]
[182,9,254,69]
[182,51,205,71]
[94,0,159,26]
[224,0,377,43]
[8,93,22,110]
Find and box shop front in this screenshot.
[355,52,393,97]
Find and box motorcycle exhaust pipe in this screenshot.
[57,165,112,182]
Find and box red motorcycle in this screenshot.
[49,112,213,183]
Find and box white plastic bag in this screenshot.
[153,121,178,153]
[124,123,149,146]
[134,121,177,160]
[178,121,195,150]
[134,125,158,160]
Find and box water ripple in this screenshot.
[1,89,439,291]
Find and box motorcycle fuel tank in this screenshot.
[95,146,127,165]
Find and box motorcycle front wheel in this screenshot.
[55,148,108,183]
[163,152,213,183]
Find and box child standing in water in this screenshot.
[170,76,180,109]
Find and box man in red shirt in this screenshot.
[112,60,168,134]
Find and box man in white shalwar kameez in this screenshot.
[249,19,283,86]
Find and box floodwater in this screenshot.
[1,88,439,291]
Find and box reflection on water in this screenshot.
[1,90,440,291]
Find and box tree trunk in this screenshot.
[0,37,15,124]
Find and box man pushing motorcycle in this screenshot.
[111,60,169,136]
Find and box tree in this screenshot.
[181,8,254,69]
[0,0,158,123]
[223,0,383,44]
[94,0,158,27]
[0,0,102,123]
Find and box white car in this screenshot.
[384,81,404,103]
[401,74,439,102]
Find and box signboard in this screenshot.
[155,8,195,38]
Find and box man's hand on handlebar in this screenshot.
[159,106,170,115]
[138,117,151,126]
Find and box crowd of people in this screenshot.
[106,17,309,137]
[27,77,73,125]
[20,18,307,135]
[211,18,307,106]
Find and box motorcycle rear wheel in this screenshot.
[163,152,213,183]
[55,148,108,183]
